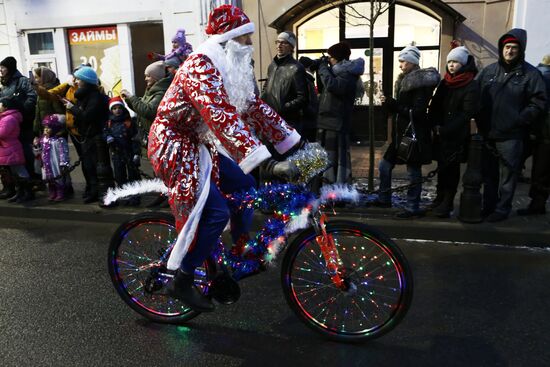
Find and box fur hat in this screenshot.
[277,31,296,48]
[0,56,17,75]
[42,114,66,134]
[108,96,124,110]
[328,42,351,61]
[398,45,421,65]
[205,5,255,44]
[74,66,98,85]
[145,61,166,81]
[446,46,469,65]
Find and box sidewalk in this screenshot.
[0,143,548,246]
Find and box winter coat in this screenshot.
[0,109,25,165]
[317,58,365,132]
[33,77,64,137]
[302,72,319,131]
[47,83,79,136]
[39,134,69,180]
[69,84,109,138]
[429,55,480,163]
[125,75,173,134]
[535,63,550,143]
[103,113,140,157]
[0,70,37,143]
[476,28,547,141]
[148,39,300,269]
[261,54,308,126]
[384,66,440,165]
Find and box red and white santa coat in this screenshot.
[148,42,300,270]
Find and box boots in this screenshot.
[428,188,444,210]
[7,180,34,204]
[53,183,65,202]
[168,269,215,312]
[432,190,456,218]
[0,170,16,199]
[47,183,57,201]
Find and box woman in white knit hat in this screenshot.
[427,44,480,218]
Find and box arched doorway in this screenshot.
[270,0,464,143]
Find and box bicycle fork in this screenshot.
[314,214,347,290]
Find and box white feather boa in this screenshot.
[103,178,168,205]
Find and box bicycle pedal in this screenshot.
[208,274,240,305]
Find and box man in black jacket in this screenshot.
[261,31,307,135]
[477,28,547,222]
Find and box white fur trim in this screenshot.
[274,129,301,155]
[319,184,361,204]
[209,22,255,44]
[239,145,271,174]
[103,178,168,205]
[167,145,213,270]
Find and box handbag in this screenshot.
[396,110,420,163]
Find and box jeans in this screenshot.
[482,139,523,215]
[179,154,255,273]
[378,158,422,213]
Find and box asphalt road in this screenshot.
[1,217,549,366]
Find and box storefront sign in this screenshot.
[67,26,121,95]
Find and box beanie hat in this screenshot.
[277,31,296,48]
[108,96,124,110]
[144,61,166,81]
[171,28,187,46]
[164,56,181,69]
[205,5,255,44]
[398,45,421,65]
[0,56,17,75]
[542,54,550,66]
[501,36,520,47]
[327,42,351,61]
[42,114,66,135]
[446,46,469,65]
[74,66,98,85]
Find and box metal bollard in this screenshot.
[458,119,483,223]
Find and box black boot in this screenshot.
[0,184,16,199]
[7,181,34,203]
[432,190,456,218]
[168,269,214,312]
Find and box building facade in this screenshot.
[0,0,548,141]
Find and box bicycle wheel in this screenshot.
[281,220,413,342]
[108,212,214,324]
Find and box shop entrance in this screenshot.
[130,23,164,97]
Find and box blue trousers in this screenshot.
[378,158,423,213]
[179,154,256,273]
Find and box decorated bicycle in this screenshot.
[105,143,413,342]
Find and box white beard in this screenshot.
[224,40,256,114]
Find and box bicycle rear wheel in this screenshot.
[281,220,413,342]
[108,212,214,324]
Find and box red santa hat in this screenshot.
[109,96,124,110]
[205,5,255,44]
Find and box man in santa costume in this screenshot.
[148,5,301,312]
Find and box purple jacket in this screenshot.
[0,109,24,166]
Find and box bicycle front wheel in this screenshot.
[108,212,214,324]
[281,220,413,342]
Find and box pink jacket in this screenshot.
[0,109,24,166]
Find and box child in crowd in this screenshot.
[103,96,141,206]
[36,114,70,202]
[148,28,193,65]
[0,96,33,203]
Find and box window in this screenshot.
[351,48,384,106]
[394,6,440,47]
[345,3,389,39]
[297,8,340,51]
[28,32,54,55]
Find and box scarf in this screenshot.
[444,71,475,89]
